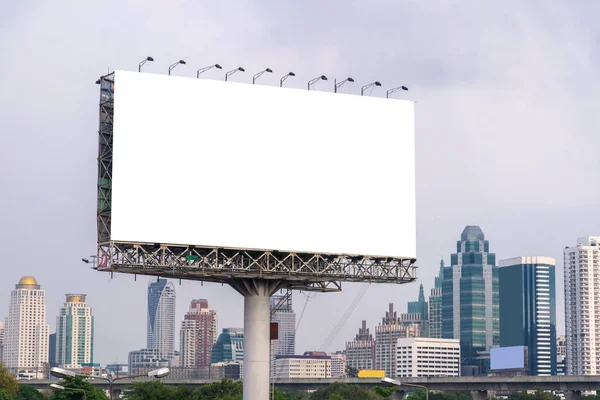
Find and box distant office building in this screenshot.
[499,256,556,376]
[407,284,428,336]
[106,363,129,378]
[329,352,346,378]
[564,237,600,375]
[346,320,376,373]
[212,361,243,380]
[428,260,444,339]
[375,304,420,377]
[490,346,528,376]
[0,322,4,364]
[275,351,331,378]
[270,293,295,356]
[147,279,176,360]
[3,276,49,378]
[212,328,244,363]
[556,335,566,375]
[56,294,94,368]
[442,226,499,375]
[398,312,425,337]
[179,299,218,368]
[128,348,169,374]
[48,333,56,367]
[396,338,460,377]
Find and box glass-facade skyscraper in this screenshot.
[442,226,499,374]
[212,328,244,363]
[56,294,94,368]
[499,256,556,376]
[407,284,428,336]
[147,279,175,359]
[428,260,444,339]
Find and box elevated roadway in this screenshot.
[28,376,600,398]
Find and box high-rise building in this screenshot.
[556,335,566,376]
[179,299,218,368]
[3,276,50,378]
[499,256,557,376]
[442,226,499,375]
[329,351,346,378]
[212,328,244,363]
[407,284,428,336]
[0,322,4,364]
[48,333,56,367]
[55,294,94,369]
[147,279,176,360]
[396,337,460,377]
[345,320,375,373]
[564,236,600,375]
[375,304,420,377]
[270,293,295,356]
[428,260,444,339]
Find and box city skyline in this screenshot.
[0,226,582,369]
[2,2,600,366]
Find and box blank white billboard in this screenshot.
[490,346,526,370]
[111,70,416,258]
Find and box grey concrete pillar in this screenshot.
[471,390,488,400]
[392,390,406,400]
[565,391,582,400]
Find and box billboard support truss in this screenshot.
[95,72,417,292]
[97,241,416,292]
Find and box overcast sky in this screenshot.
[1,1,599,365]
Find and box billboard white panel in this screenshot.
[111,70,416,258]
[490,346,525,370]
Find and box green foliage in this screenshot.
[0,390,14,400]
[197,378,243,399]
[123,381,176,400]
[406,390,473,400]
[272,388,309,400]
[507,389,557,400]
[0,364,18,396]
[309,382,384,400]
[16,384,45,400]
[50,376,107,400]
[124,378,243,400]
[372,385,398,398]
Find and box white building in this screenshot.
[329,352,346,378]
[147,279,176,360]
[275,351,331,378]
[564,237,600,375]
[557,335,566,375]
[396,337,460,377]
[56,294,94,368]
[0,321,4,363]
[2,276,49,378]
[128,348,169,374]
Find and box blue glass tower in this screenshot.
[499,256,557,376]
[442,226,499,374]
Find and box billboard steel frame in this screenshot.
[95,71,417,292]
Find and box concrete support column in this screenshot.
[471,390,488,400]
[565,391,582,400]
[230,279,282,400]
[392,390,406,400]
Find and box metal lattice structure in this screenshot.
[95,72,417,292]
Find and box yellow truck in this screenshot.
[357,369,386,378]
